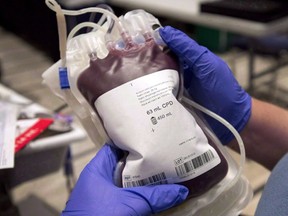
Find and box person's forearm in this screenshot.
[229,98,288,170]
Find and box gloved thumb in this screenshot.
[159,26,207,67]
[127,184,189,214]
[86,143,122,182]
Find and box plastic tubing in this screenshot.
[174,55,246,192]
[180,96,246,195]
[181,97,246,171]
[45,0,124,64]
[89,4,115,33]
[46,0,123,33]
[67,22,106,41]
[45,0,67,67]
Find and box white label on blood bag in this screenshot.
[95,69,220,186]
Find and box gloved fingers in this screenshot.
[126,184,189,213]
[159,26,227,89]
[159,26,240,90]
[159,26,207,67]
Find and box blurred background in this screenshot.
[0,0,288,215]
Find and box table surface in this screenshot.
[0,84,87,155]
[108,0,288,37]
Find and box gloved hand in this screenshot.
[159,26,251,144]
[62,144,188,216]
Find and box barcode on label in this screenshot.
[124,172,168,187]
[175,150,215,177]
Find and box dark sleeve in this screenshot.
[255,153,288,216]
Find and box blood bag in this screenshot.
[43,1,253,215]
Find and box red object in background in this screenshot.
[15,118,54,152]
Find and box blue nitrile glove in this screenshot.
[62,144,188,216]
[159,26,251,144]
[255,153,288,216]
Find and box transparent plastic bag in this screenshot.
[43,1,253,214]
